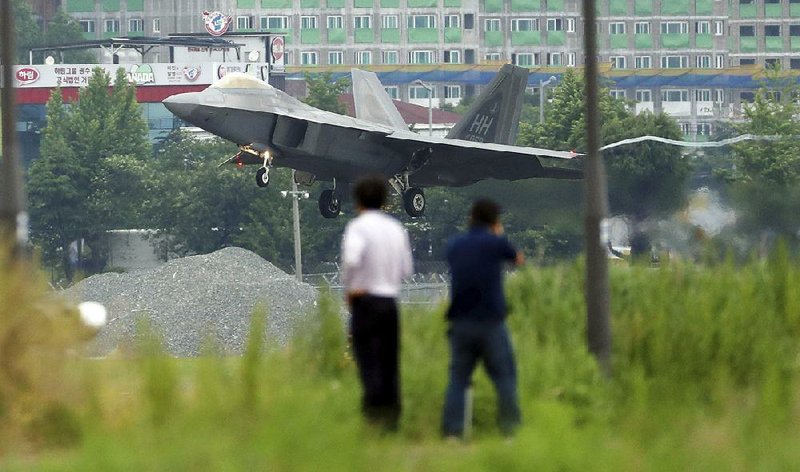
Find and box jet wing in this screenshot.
[385,131,581,185]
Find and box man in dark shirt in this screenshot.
[442,199,523,438]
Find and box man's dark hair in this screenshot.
[354,175,388,209]
[470,198,501,228]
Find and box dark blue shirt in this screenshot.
[446,227,518,322]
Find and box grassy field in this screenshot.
[1,250,800,471]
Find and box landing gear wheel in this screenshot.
[403,187,426,217]
[255,167,270,187]
[319,189,341,218]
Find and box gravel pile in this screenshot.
[63,247,318,357]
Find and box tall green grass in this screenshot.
[2,252,800,470]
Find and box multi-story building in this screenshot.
[42,0,800,139]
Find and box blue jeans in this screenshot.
[442,319,521,437]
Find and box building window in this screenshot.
[634,55,652,68]
[547,18,564,31]
[128,18,143,32]
[715,21,724,35]
[679,123,691,135]
[263,16,288,30]
[301,16,318,29]
[696,21,710,34]
[328,51,343,65]
[696,89,712,101]
[610,56,626,68]
[662,89,689,102]
[715,54,725,68]
[383,50,399,64]
[766,58,781,68]
[152,18,160,33]
[515,53,536,66]
[566,52,576,66]
[409,50,435,64]
[635,22,650,34]
[410,85,436,99]
[791,58,800,69]
[484,18,501,31]
[635,89,652,102]
[444,15,460,28]
[327,15,343,29]
[610,89,626,100]
[445,85,462,99]
[300,51,318,65]
[382,15,398,29]
[765,24,780,36]
[660,21,688,34]
[237,16,254,30]
[104,19,120,33]
[408,15,436,28]
[696,55,712,68]
[485,52,502,61]
[697,123,712,135]
[547,52,562,65]
[385,86,399,99]
[354,15,371,29]
[740,58,756,65]
[79,20,95,33]
[567,18,576,32]
[356,51,372,64]
[511,18,538,31]
[444,50,461,63]
[661,55,689,68]
[740,25,755,36]
[740,91,755,102]
[609,22,626,34]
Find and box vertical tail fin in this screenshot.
[350,68,408,131]
[445,64,529,145]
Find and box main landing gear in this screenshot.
[390,174,426,218]
[318,179,342,219]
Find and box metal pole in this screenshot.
[1,0,27,261]
[427,93,433,136]
[291,174,302,283]
[539,79,545,124]
[581,0,612,375]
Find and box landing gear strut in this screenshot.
[318,179,341,218]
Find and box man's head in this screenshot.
[354,175,388,210]
[470,198,501,228]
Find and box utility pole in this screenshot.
[1,0,27,262]
[282,171,309,283]
[581,0,612,375]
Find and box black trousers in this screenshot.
[350,295,400,430]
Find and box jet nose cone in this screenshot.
[163,93,199,120]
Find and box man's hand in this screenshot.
[346,290,366,307]
[514,250,525,267]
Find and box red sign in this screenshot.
[271,36,285,63]
[16,67,40,85]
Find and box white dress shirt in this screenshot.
[341,210,413,298]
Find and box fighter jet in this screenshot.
[162,64,581,218]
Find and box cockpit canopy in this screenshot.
[210,72,272,90]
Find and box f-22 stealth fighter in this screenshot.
[163,64,580,218]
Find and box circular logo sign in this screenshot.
[202,10,231,37]
[183,66,201,81]
[271,36,285,63]
[16,67,40,85]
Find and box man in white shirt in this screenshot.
[341,176,413,431]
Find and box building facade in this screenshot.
[41,0,800,139]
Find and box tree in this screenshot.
[1,0,92,64]
[728,73,800,241]
[519,69,690,225]
[27,68,152,279]
[302,72,351,114]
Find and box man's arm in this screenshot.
[341,225,366,305]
